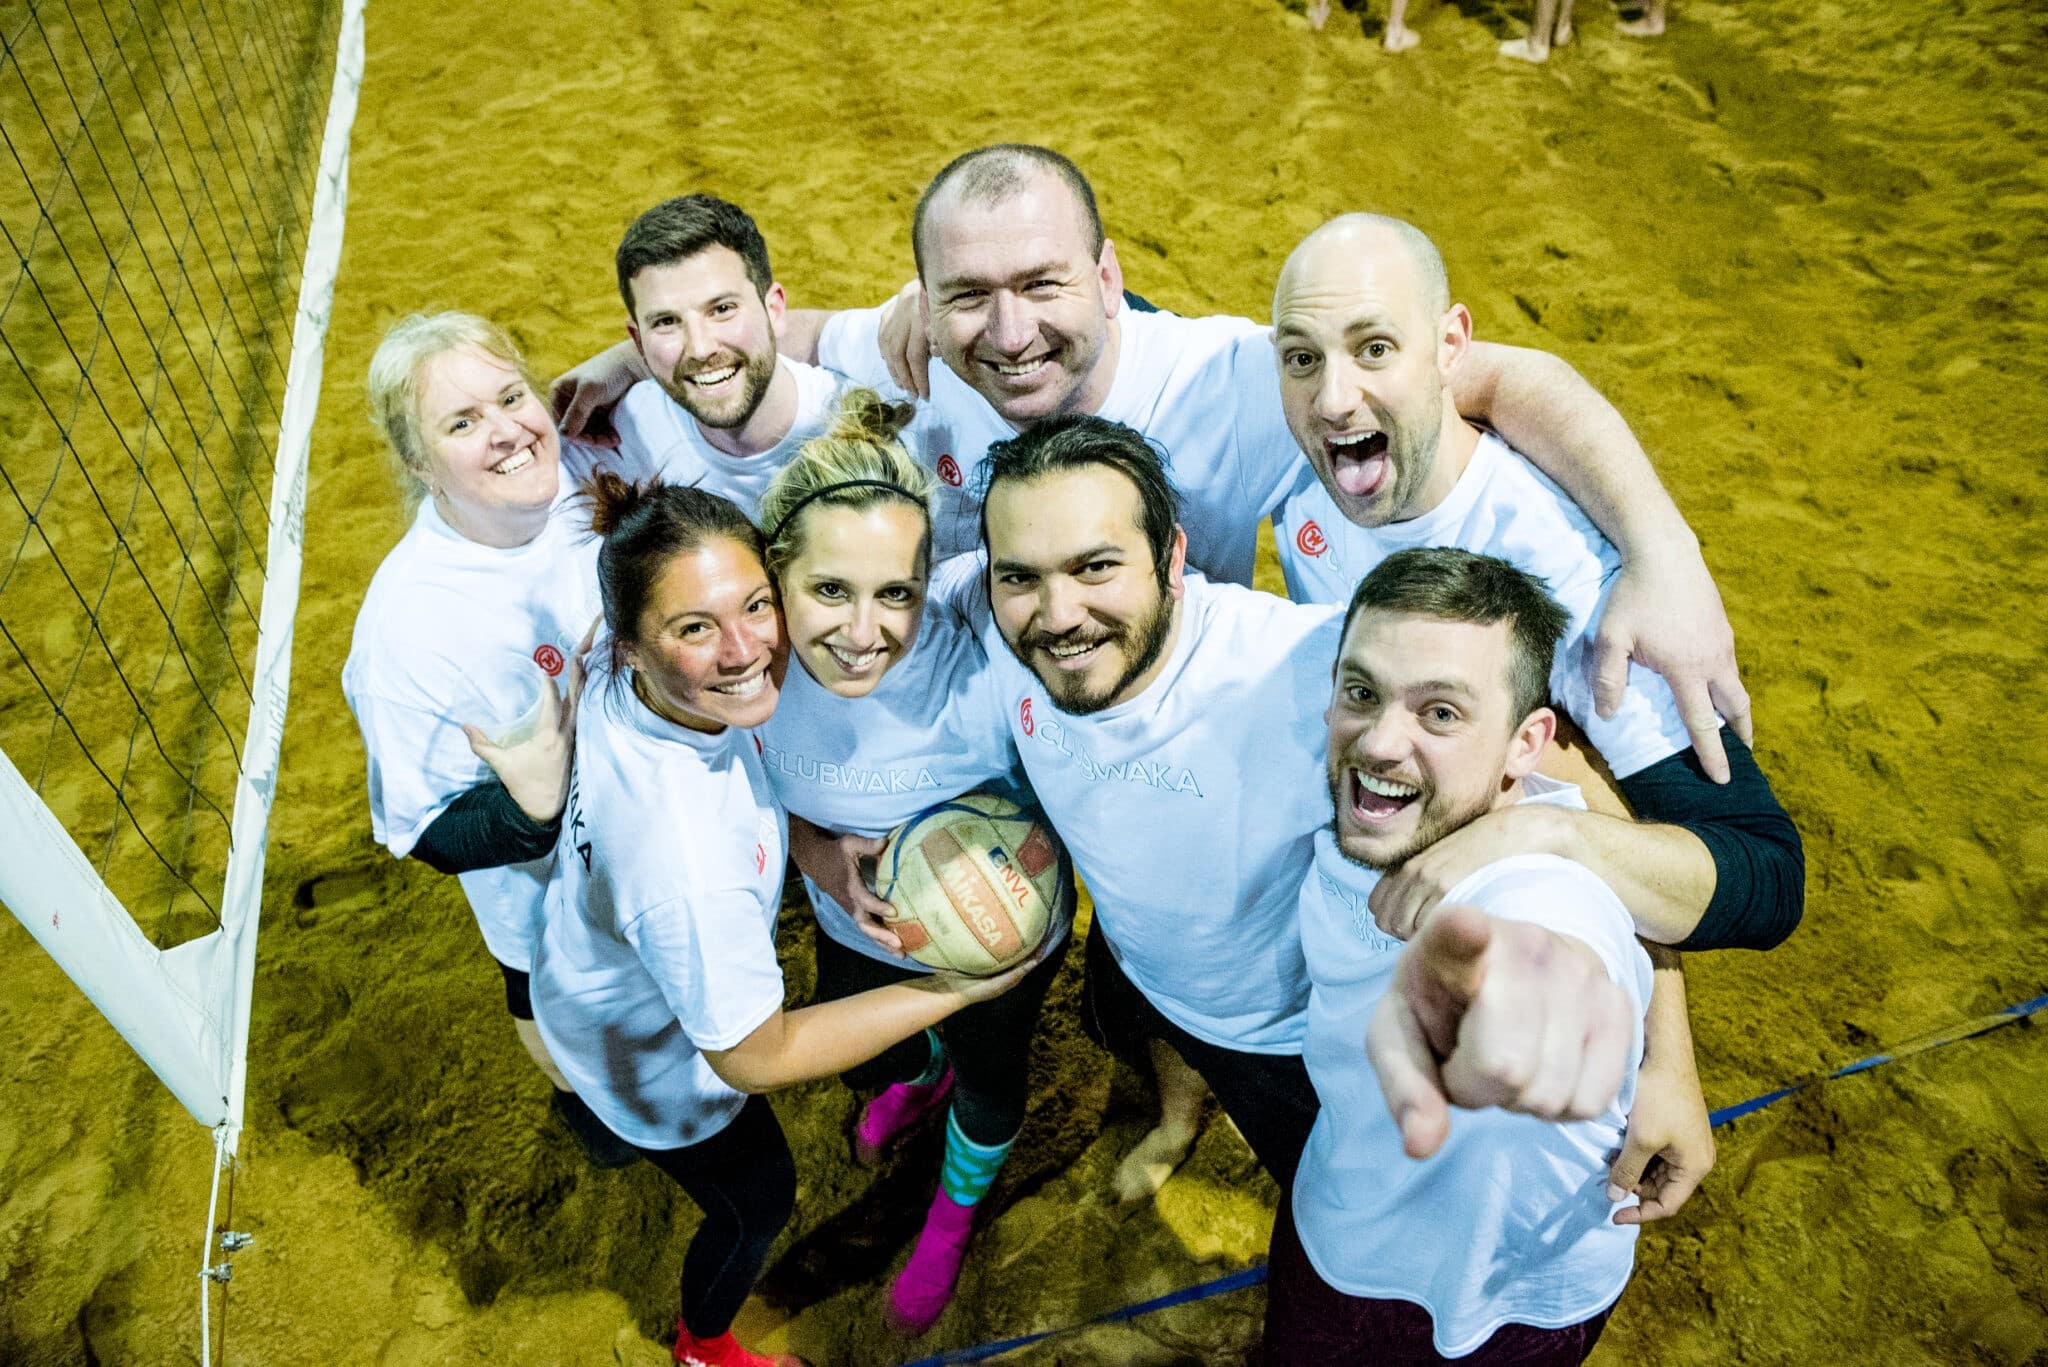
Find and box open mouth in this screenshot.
[1348,769,1420,826]
[825,642,885,675]
[490,447,536,476]
[1325,430,1391,499]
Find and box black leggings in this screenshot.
[812,925,1073,1147]
[630,1094,796,1339]
[498,960,534,1020]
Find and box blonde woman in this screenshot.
[343,311,628,1164]
[753,390,1074,1336]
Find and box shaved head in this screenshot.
[1271,212,1476,528]
[1275,213,1450,321]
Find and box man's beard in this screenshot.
[1022,590,1174,716]
[664,344,777,431]
[1325,762,1491,872]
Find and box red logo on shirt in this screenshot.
[1019,697,1035,736]
[936,454,963,488]
[755,844,767,874]
[1295,520,1328,558]
[533,643,566,676]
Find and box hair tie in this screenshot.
[768,478,920,542]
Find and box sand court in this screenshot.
[3,0,2046,1362]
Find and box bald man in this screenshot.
[1270,212,1803,1216]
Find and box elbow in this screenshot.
[1676,814,1805,952]
[703,1053,782,1097]
[407,844,461,877]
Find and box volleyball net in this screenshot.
[0,0,362,1155]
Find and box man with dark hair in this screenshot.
[581,194,853,518]
[976,413,1341,1199]
[615,192,775,308]
[1269,545,1654,1364]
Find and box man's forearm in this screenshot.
[1528,804,1718,945]
[1641,941,1693,1069]
[1451,341,1694,561]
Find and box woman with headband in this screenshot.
[753,388,1075,1337]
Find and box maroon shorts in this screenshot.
[1262,1198,1616,1365]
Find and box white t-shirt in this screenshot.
[819,305,1304,586]
[754,604,1029,970]
[578,357,845,519]
[1275,432,1692,779]
[530,660,789,1151]
[1292,775,1653,1357]
[981,576,1341,1052]
[341,491,600,968]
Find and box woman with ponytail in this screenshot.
[753,388,1076,1338]
[529,472,1033,1367]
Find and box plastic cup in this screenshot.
[480,660,549,747]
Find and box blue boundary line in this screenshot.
[898,990,2048,1367]
[900,1266,1270,1366]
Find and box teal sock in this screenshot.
[907,1029,947,1087]
[938,1108,1013,1206]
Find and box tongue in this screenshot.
[1356,786,1407,817]
[1333,442,1389,498]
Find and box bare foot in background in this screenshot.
[1619,0,1667,35]
[1500,36,1552,60]
[1384,20,1421,50]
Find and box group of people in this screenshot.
[342,143,1801,1367]
[1308,0,1671,62]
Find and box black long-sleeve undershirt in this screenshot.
[1615,726,1804,952]
[409,779,559,875]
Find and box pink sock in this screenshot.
[853,1068,953,1166]
[889,1187,976,1335]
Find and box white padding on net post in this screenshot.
[0,750,231,1123]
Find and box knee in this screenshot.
[949,1081,1025,1149]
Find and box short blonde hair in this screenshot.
[365,311,541,500]
[760,387,935,580]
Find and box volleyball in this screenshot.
[876,793,1062,976]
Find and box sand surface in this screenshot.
[4,0,2046,1362]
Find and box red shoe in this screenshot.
[853,1068,953,1167]
[888,1187,976,1336]
[672,1324,807,1367]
